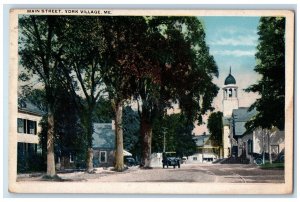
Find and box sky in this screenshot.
[193,16,261,135]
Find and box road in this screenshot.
[42,163,285,183]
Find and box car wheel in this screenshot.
[255,158,263,166]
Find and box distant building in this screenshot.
[92,122,132,167]
[187,133,219,163]
[17,99,44,172]
[92,122,116,167]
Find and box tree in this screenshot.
[19,16,63,177]
[207,112,223,147]
[136,17,219,167]
[245,17,285,131]
[55,16,107,172]
[100,16,150,171]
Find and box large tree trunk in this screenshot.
[47,109,56,176]
[86,113,94,173]
[114,101,124,171]
[86,148,94,172]
[140,110,153,168]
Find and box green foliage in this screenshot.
[207,111,223,147]
[123,106,141,156]
[94,97,114,123]
[54,88,86,158]
[152,113,197,157]
[245,17,285,130]
[259,162,284,170]
[18,15,64,104]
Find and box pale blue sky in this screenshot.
[201,16,261,111]
[193,16,261,135]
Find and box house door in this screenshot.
[232,146,238,157]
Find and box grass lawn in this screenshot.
[259,162,284,169]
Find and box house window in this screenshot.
[17,142,37,156]
[70,153,74,163]
[17,118,26,133]
[99,151,107,163]
[17,119,37,135]
[193,157,197,161]
[27,120,37,134]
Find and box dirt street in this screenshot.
[17,163,284,183]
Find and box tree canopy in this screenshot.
[245,17,285,130]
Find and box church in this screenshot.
[221,67,285,163]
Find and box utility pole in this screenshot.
[163,133,166,153]
[268,130,272,164]
[262,129,265,165]
[162,127,167,153]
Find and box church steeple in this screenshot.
[224,66,236,85]
[222,66,239,117]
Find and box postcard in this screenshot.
[8,9,294,194]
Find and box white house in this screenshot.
[17,99,44,172]
[187,134,219,164]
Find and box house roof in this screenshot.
[193,134,210,147]
[18,99,45,116]
[232,107,257,136]
[92,123,115,149]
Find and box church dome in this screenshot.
[224,74,236,85]
[224,67,236,85]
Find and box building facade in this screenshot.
[17,100,44,172]
[92,122,116,167]
[231,107,285,163]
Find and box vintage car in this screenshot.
[162,156,180,168]
[124,157,138,167]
